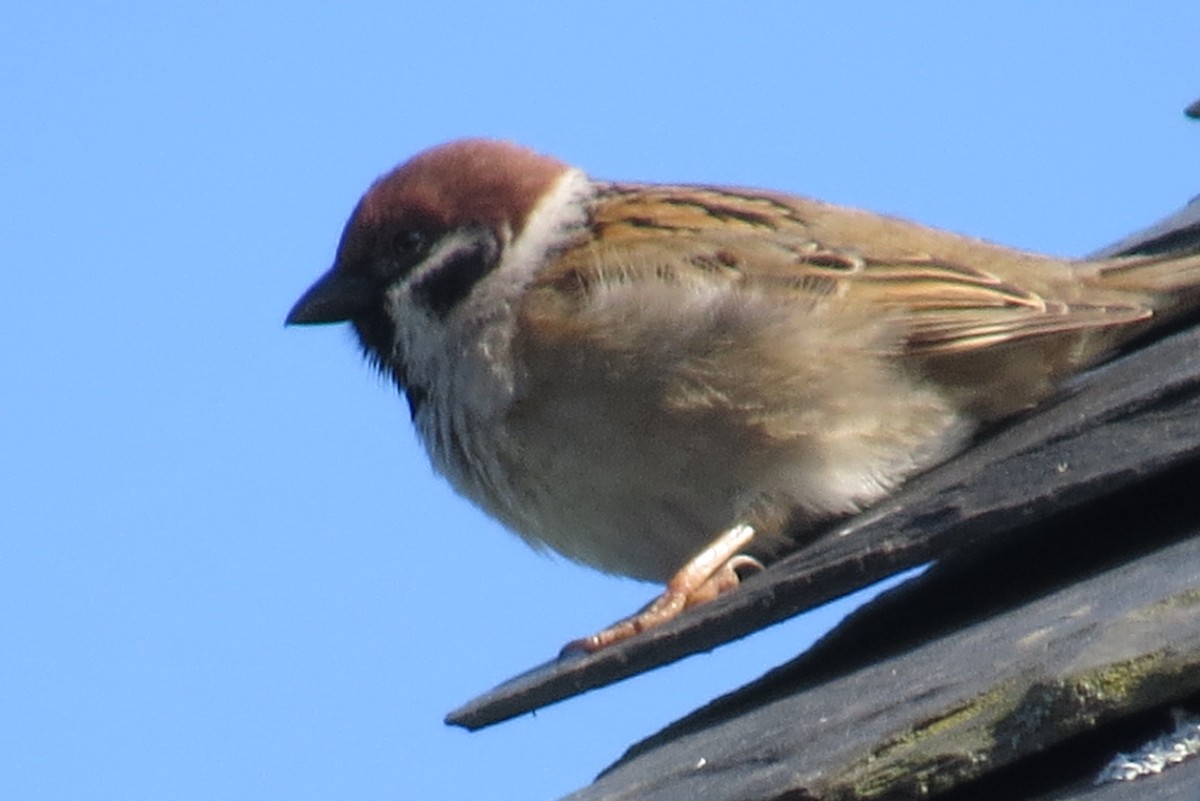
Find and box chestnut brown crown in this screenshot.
[286,139,569,327]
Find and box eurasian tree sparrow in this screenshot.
[288,139,1200,651]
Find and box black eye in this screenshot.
[391,229,427,260]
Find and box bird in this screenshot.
[287,138,1200,652]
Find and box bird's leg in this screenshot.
[562,523,763,654]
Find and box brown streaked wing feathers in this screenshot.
[537,183,1152,356]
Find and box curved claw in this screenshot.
[561,523,759,655]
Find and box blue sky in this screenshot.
[4,4,1199,800]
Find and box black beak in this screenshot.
[286,268,373,325]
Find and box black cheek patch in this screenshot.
[411,233,500,320]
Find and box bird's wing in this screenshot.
[535,183,1151,356]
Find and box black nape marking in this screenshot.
[411,231,500,320]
